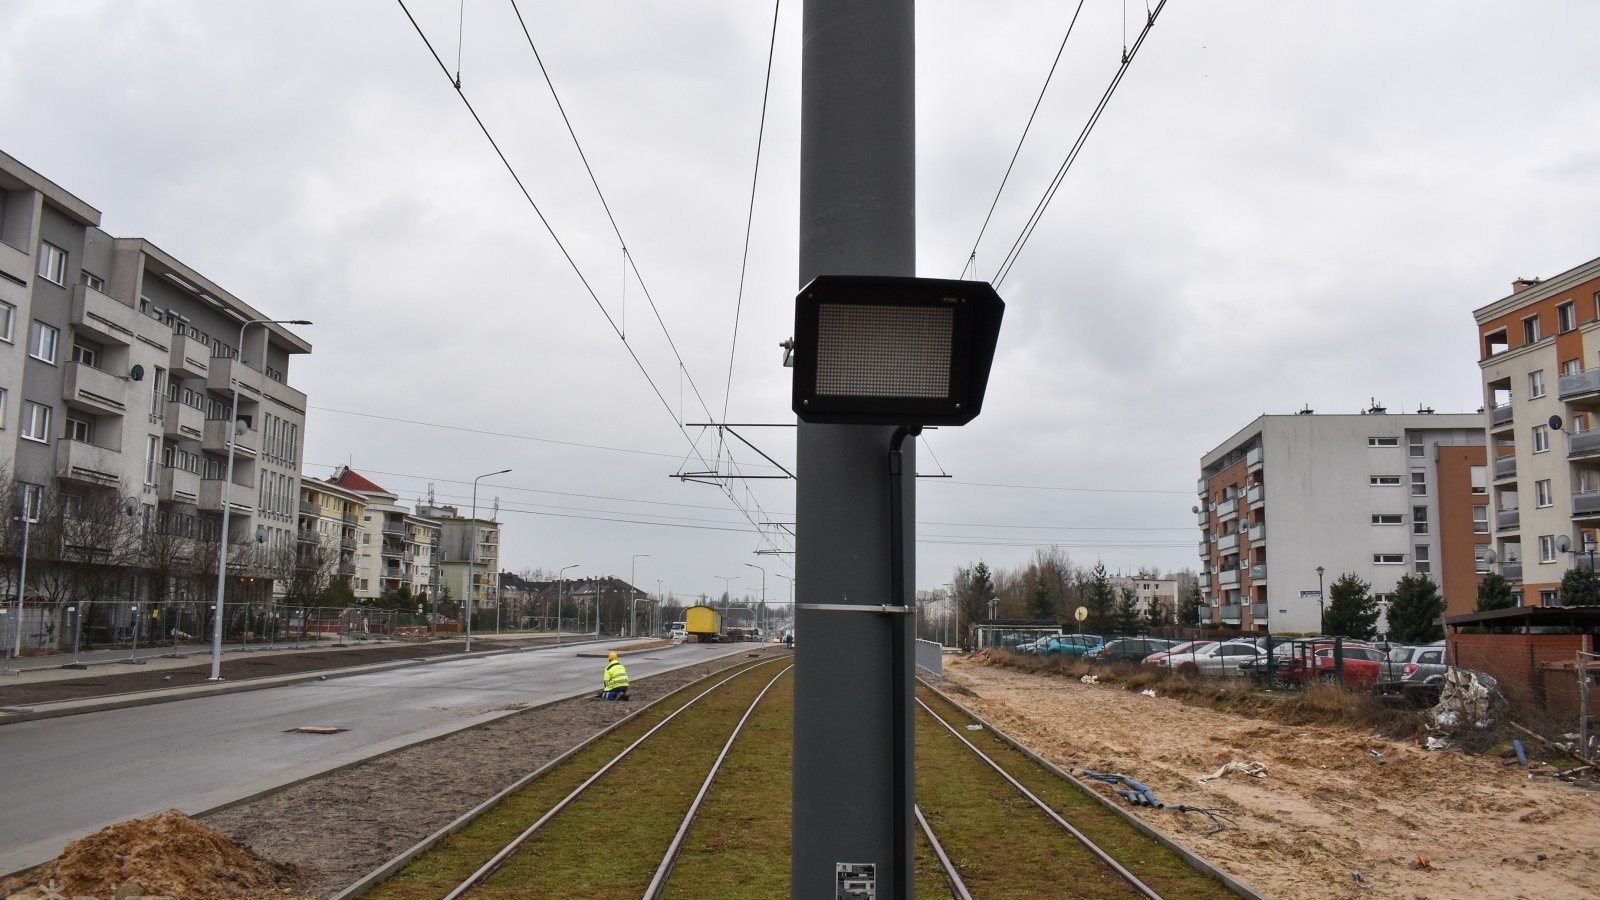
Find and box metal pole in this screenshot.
[795,1,916,896]
[631,554,651,638]
[558,563,578,644]
[12,490,33,662]
[746,563,765,634]
[466,468,511,652]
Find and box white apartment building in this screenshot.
[1475,258,1600,608]
[327,467,440,602]
[1199,409,1487,632]
[1107,575,1178,617]
[419,502,502,617]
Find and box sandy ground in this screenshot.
[940,656,1600,900]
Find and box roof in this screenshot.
[1445,605,1600,631]
[328,466,389,495]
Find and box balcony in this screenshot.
[203,418,257,457]
[1502,562,1523,582]
[1250,603,1268,619]
[169,332,211,379]
[64,362,128,416]
[1197,477,1206,495]
[380,544,402,559]
[1246,447,1263,471]
[342,510,360,525]
[337,562,357,576]
[382,520,405,536]
[72,284,136,346]
[1196,508,1209,526]
[198,477,254,514]
[297,528,320,544]
[1497,507,1520,531]
[340,537,357,550]
[1493,456,1517,480]
[159,466,201,504]
[1217,532,1239,553]
[1247,522,1266,544]
[56,439,121,485]
[1574,491,1600,517]
[1249,563,1267,583]
[1569,430,1600,461]
[0,238,28,287]
[1560,369,1600,401]
[1218,568,1240,587]
[207,354,264,399]
[1217,498,1239,521]
[1247,484,1265,507]
[164,398,205,441]
[1490,404,1514,428]
[1198,540,1208,559]
[1220,604,1243,622]
[1199,572,1211,588]
[299,499,319,516]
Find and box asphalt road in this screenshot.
[0,641,750,875]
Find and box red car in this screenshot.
[1272,642,1384,687]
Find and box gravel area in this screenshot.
[201,649,776,899]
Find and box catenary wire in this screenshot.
[958,0,1088,280]
[993,0,1168,287]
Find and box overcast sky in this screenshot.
[4,1,1599,604]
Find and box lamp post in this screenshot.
[715,575,738,615]
[464,468,511,653]
[557,563,579,644]
[774,573,793,635]
[1316,566,1326,634]
[630,554,651,637]
[655,579,664,636]
[8,486,37,669]
[209,317,310,681]
[745,563,766,633]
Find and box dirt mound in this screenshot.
[1,810,304,899]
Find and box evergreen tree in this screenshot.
[1559,566,1600,606]
[1475,572,1517,611]
[1386,574,1444,643]
[1145,596,1174,631]
[1026,573,1054,620]
[1111,586,1142,635]
[1323,572,1380,640]
[1178,580,1203,626]
[1084,562,1116,633]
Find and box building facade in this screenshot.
[295,479,367,595]
[1,148,310,630]
[1106,575,1178,618]
[1198,410,1487,632]
[1475,258,1600,607]
[420,503,501,617]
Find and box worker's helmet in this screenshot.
[608,651,618,661]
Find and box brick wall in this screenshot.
[1448,632,1594,716]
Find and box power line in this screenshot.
[959,0,1088,279]
[926,478,1191,495]
[993,0,1168,287]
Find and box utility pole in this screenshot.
[794,2,916,898]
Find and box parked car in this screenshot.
[1147,641,1262,676]
[1142,640,1215,668]
[1381,644,1449,683]
[1034,634,1104,656]
[1273,642,1385,687]
[1012,635,1059,654]
[1085,638,1179,666]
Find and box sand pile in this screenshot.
[1,810,304,899]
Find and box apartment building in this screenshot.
[0,148,310,586]
[419,502,502,618]
[1198,409,1487,632]
[327,467,441,602]
[1107,575,1178,617]
[1475,257,1600,607]
[295,479,367,593]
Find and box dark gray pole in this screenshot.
[794,2,916,898]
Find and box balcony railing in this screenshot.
[56,439,121,485]
[1498,507,1520,531]
[1216,498,1238,520]
[1573,491,1600,517]
[299,500,319,516]
[1220,604,1243,621]
[1493,456,1517,480]
[1198,540,1208,559]
[340,537,357,550]
[1217,532,1239,553]
[1569,430,1600,460]
[337,562,357,576]
[1246,484,1265,506]
[382,521,405,535]
[1559,369,1600,401]
[1248,563,1267,582]
[342,510,360,525]
[1218,568,1240,587]
[1502,562,1523,582]
[1246,447,1263,470]
[1196,508,1209,526]
[1247,523,1266,543]
[1249,603,1268,619]
[1490,403,1514,427]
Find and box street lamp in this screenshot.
[715,575,739,617]
[210,317,310,681]
[655,579,664,636]
[557,563,580,643]
[630,554,651,637]
[465,467,511,652]
[7,485,38,670]
[745,563,766,633]
[1316,566,1326,634]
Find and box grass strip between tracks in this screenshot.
[365,658,781,899]
[917,685,1238,899]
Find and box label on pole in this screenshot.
[836,863,876,899]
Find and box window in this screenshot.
[29,321,59,363]
[81,271,106,292]
[1536,479,1554,508]
[0,300,13,342]
[1533,424,1550,453]
[1539,589,1558,606]
[1372,514,1403,525]
[64,416,93,443]
[150,367,166,417]
[1475,544,1492,573]
[20,401,51,442]
[1371,475,1401,486]
[1413,506,1430,534]
[1409,434,1425,458]
[1540,535,1557,563]
[19,483,42,522]
[1471,465,1488,494]
[1373,553,1405,565]
[1415,545,1431,575]
[1524,314,1542,344]
[37,241,66,285]
[145,435,160,486]
[1558,301,1577,333]
[1473,505,1489,534]
[1411,471,1427,495]
[1564,358,1583,377]
[70,339,99,368]
[1529,370,1545,399]
[1368,436,1399,447]
[0,387,5,424]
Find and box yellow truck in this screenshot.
[684,605,724,643]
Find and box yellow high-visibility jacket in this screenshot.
[603,660,629,691]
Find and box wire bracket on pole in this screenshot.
[795,603,911,614]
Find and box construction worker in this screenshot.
[600,651,630,701]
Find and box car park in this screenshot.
[1085,637,1179,666]
[1273,642,1385,687]
[1034,634,1104,656]
[1142,640,1215,669]
[1145,641,1262,676]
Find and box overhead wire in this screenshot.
[394,0,792,557]
[993,0,1168,288]
[957,0,1088,280]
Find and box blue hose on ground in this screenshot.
[1075,769,1240,833]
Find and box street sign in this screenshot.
[1299,590,1322,599]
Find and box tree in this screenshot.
[1083,562,1116,634]
[1177,580,1203,626]
[1026,575,1054,620]
[1145,596,1174,631]
[952,561,995,648]
[1111,586,1142,635]
[1387,574,1444,643]
[1559,566,1600,606]
[1323,572,1380,640]
[1475,572,1517,611]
